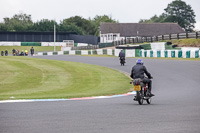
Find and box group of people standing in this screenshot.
[1,47,34,56]
[1,49,8,56]
[11,47,34,56]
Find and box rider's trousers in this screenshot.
[142,78,152,91]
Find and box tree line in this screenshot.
[0,0,196,35]
[0,14,117,36]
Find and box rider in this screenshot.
[130,59,154,97]
[30,47,34,56]
[119,50,125,62]
[1,50,4,56]
[12,48,16,56]
[5,49,8,56]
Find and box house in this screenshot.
[100,23,185,43]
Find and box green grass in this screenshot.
[127,39,200,49]
[170,38,200,47]
[0,57,131,100]
[0,46,61,54]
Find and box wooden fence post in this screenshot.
[196,32,198,39]
[186,32,188,38]
[177,33,179,40]
[162,35,164,40]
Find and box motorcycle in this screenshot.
[120,57,125,66]
[130,78,152,105]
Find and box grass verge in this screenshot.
[0,56,131,100]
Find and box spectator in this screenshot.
[25,49,28,56]
[30,47,34,56]
[16,49,19,56]
[5,49,8,56]
[1,50,4,56]
[12,48,16,56]
[20,50,24,56]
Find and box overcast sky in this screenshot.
[0,0,200,30]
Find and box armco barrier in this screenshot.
[0,42,21,46]
[139,50,199,58]
[107,49,113,55]
[21,42,41,46]
[57,51,64,55]
[35,49,199,59]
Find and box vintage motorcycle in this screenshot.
[130,78,152,105]
[119,57,125,66]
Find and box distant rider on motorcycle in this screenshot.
[130,59,154,97]
[119,50,125,63]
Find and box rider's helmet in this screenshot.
[136,59,143,65]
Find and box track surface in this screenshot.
[1,55,200,133]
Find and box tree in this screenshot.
[139,0,196,32]
[61,16,95,35]
[0,13,33,31]
[139,14,167,23]
[164,0,196,32]
[58,22,84,35]
[31,19,57,32]
[91,15,118,36]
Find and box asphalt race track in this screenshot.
[1,55,200,133]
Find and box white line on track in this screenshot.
[0,91,135,103]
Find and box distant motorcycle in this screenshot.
[130,78,152,105]
[120,57,125,66]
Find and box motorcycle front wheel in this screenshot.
[146,98,151,104]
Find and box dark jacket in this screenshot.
[130,64,152,79]
[12,49,15,53]
[119,51,125,58]
[30,48,34,54]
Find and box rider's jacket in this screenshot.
[119,51,125,58]
[130,64,151,79]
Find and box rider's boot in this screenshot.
[149,93,155,97]
[148,88,155,97]
[133,96,137,101]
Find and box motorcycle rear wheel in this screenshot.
[136,91,143,105]
[138,97,143,105]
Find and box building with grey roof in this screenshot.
[100,23,185,43]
